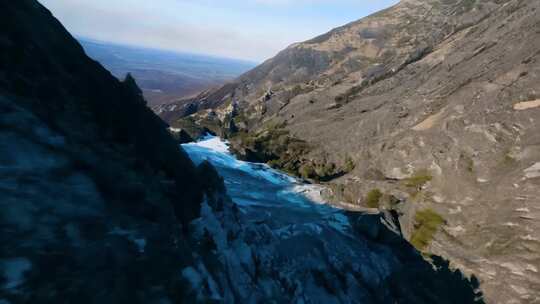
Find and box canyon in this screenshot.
[161,0,540,302]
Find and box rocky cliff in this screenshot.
[161,0,540,302]
[0,0,224,302]
[1,1,484,303]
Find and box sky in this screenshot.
[39,0,399,62]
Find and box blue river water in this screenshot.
[181,135,350,233]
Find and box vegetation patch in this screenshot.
[171,116,219,140]
[410,209,445,251]
[343,157,355,173]
[229,121,310,175]
[229,121,353,181]
[365,189,383,209]
[232,112,249,129]
[299,163,318,180]
[297,161,350,182]
[329,183,357,205]
[402,169,433,190]
[501,150,517,167]
[503,155,516,167]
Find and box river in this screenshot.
[182,135,351,234]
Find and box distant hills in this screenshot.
[79,38,256,106]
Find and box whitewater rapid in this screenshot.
[182,136,327,206]
[181,135,350,232]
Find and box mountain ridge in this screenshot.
[157,0,501,123]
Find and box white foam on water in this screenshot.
[187,135,231,154]
[182,136,296,186]
[290,184,326,204]
[182,135,344,216]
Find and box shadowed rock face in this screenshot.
[0,1,215,302]
[0,2,484,302]
[161,0,540,302]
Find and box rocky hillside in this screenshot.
[162,0,540,302]
[0,1,484,303]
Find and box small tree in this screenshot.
[123,73,143,97]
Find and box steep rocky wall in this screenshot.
[0,1,222,302]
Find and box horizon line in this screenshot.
[76,35,261,65]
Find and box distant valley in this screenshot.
[79,38,256,106]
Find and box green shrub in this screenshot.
[365,189,383,208]
[403,170,432,189]
[502,152,516,166]
[315,162,336,178]
[410,209,445,251]
[299,164,317,179]
[343,157,355,173]
[504,154,514,163]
